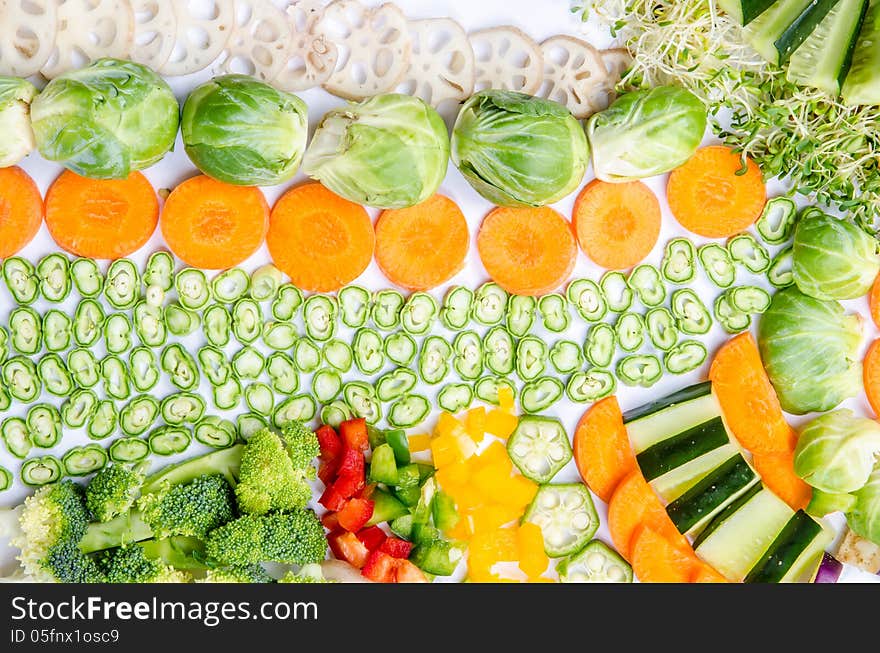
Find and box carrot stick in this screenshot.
[161,175,268,269]
[690,560,730,583]
[667,145,766,238]
[752,447,812,511]
[476,205,576,296]
[869,275,880,330]
[630,525,700,583]
[375,194,469,291]
[573,396,637,503]
[863,339,880,417]
[268,183,374,292]
[0,166,42,258]
[572,179,660,270]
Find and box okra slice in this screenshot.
[39,353,74,397]
[0,326,7,364]
[4,356,40,402]
[645,307,679,351]
[343,381,382,424]
[419,335,452,385]
[73,298,105,347]
[388,394,431,428]
[21,455,64,486]
[376,367,418,402]
[105,259,140,309]
[149,426,192,456]
[600,271,633,313]
[312,369,342,403]
[160,344,199,391]
[767,246,794,288]
[661,238,696,284]
[384,332,417,367]
[320,401,354,429]
[201,304,230,347]
[615,312,645,352]
[506,295,537,337]
[671,289,712,335]
[236,413,267,441]
[567,279,607,322]
[104,313,132,354]
[558,540,632,583]
[133,301,167,348]
[194,416,237,449]
[274,394,317,427]
[520,376,564,414]
[372,289,405,330]
[507,416,571,483]
[272,284,304,321]
[36,253,71,302]
[584,323,616,368]
[293,337,321,373]
[401,292,439,335]
[70,257,104,297]
[109,437,150,463]
[160,392,205,426]
[164,302,201,337]
[3,257,39,304]
[699,243,736,288]
[61,389,98,429]
[121,395,161,435]
[438,383,474,413]
[664,340,708,375]
[245,382,276,416]
[549,340,583,374]
[338,285,371,328]
[728,286,771,314]
[353,328,386,374]
[539,293,571,332]
[0,466,11,493]
[303,295,338,341]
[453,331,483,381]
[232,298,262,343]
[143,251,175,292]
[440,286,473,330]
[566,369,616,403]
[616,355,663,388]
[627,265,666,307]
[472,282,508,325]
[756,196,797,245]
[42,309,72,352]
[212,267,250,303]
[9,307,41,354]
[323,339,354,372]
[213,377,242,410]
[68,348,100,389]
[130,347,160,392]
[2,417,32,458]
[266,352,299,394]
[175,268,211,310]
[516,336,548,381]
[728,233,771,273]
[232,346,265,380]
[474,376,516,406]
[88,400,118,440]
[523,483,598,557]
[198,346,231,387]
[714,293,751,334]
[262,321,298,350]
[101,355,131,400]
[27,404,62,448]
[250,264,284,301]
[484,326,514,375]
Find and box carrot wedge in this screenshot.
[870,275,880,330]
[864,339,880,417]
[752,447,812,511]
[0,166,42,258]
[630,525,699,583]
[573,396,636,503]
[690,560,730,583]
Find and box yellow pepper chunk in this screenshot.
[470,503,522,533]
[435,411,465,439]
[496,473,539,510]
[497,385,516,413]
[408,433,432,453]
[517,522,549,578]
[485,408,518,439]
[464,406,487,442]
[430,433,462,469]
[471,441,512,474]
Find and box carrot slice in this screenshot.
[45,170,158,259]
[870,275,880,330]
[752,448,812,511]
[572,179,661,270]
[630,525,699,583]
[667,145,766,238]
[476,205,576,296]
[690,560,730,583]
[375,194,469,291]
[161,175,268,269]
[0,166,42,258]
[864,339,880,417]
[267,183,374,293]
[573,396,636,503]
[607,471,688,561]
[709,332,791,454]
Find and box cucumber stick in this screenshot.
[717,0,778,24]
[746,0,840,65]
[842,1,880,105]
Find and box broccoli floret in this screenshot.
[139,536,209,572]
[280,420,321,469]
[85,463,145,523]
[97,545,192,583]
[201,565,274,583]
[205,510,327,567]
[138,474,236,539]
[235,428,315,515]
[278,563,333,584]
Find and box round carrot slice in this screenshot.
[573,396,636,504]
[863,339,880,417]
[375,194,469,291]
[630,525,700,583]
[0,166,42,258]
[572,179,661,270]
[477,205,576,296]
[869,274,880,329]
[161,175,269,269]
[667,145,766,238]
[268,183,374,292]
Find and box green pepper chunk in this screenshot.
[369,443,399,485]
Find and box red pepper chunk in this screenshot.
[362,550,398,583]
[332,447,366,499]
[356,526,387,551]
[379,537,413,559]
[339,418,369,451]
[337,498,374,532]
[321,511,340,532]
[318,457,340,486]
[318,484,346,512]
[316,425,343,460]
[328,531,370,569]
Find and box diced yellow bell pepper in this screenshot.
[447,513,473,541]
[435,460,471,489]
[485,409,518,439]
[464,406,487,441]
[435,411,465,439]
[470,503,521,533]
[471,441,513,474]
[408,433,432,453]
[497,473,539,510]
[470,528,518,562]
[453,431,478,460]
[517,522,549,578]
[472,464,512,500]
[451,483,486,511]
[497,385,515,413]
[430,434,462,469]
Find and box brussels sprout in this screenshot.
[0,77,37,167]
[303,93,449,209]
[794,410,880,494]
[792,211,880,301]
[182,75,308,186]
[848,465,880,545]
[30,58,179,179]
[451,90,588,207]
[586,86,707,182]
[758,287,862,415]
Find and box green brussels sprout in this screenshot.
[848,464,880,545]
[586,86,707,182]
[758,287,862,415]
[451,90,588,207]
[793,210,880,301]
[30,58,179,179]
[182,75,308,186]
[303,93,449,209]
[794,410,880,494]
[0,77,37,167]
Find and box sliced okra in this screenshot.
[143,251,175,292]
[130,347,160,392]
[728,233,771,273]
[37,253,71,302]
[101,355,131,400]
[516,336,548,381]
[88,400,119,440]
[3,357,41,402]
[372,289,405,330]
[645,307,679,351]
[266,352,299,395]
[353,328,386,374]
[3,257,39,304]
[38,354,73,397]
[27,404,62,448]
[104,313,133,354]
[440,286,473,330]
[198,346,232,387]
[0,326,7,364]
[71,257,104,297]
[105,259,140,309]
[616,355,663,388]
[549,340,583,374]
[376,367,418,402]
[133,301,167,348]
[600,271,633,313]
[164,302,201,336]
[728,286,771,314]
[474,376,516,406]
[453,331,483,381]
[175,268,211,310]
[627,265,666,307]
[566,369,616,403]
[472,282,508,326]
[484,326,514,375]
[68,348,100,388]
[584,323,616,369]
[149,426,192,456]
[293,338,321,373]
[539,294,571,332]
[160,392,205,426]
[699,244,736,288]
[273,394,317,427]
[0,466,11,492]
[767,246,794,288]
[232,346,265,380]
[9,307,41,354]
[419,335,452,385]
[250,264,284,301]
[438,383,474,413]
[73,298,105,347]
[506,295,537,337]
[671,289,712,335]
[236,413,268,441]
[194,416,237,449]
[160,344,199,391]
[388,394,431,428]
[338,285,371,328]
[756,197,797,245]
[2,417,32,458]
[520,376,564,413]
[232,298,262,343]
[21,455,63,486]
[567,279,607,322]
[42,309,71,352]
[714,292,751,334]
[109,437,150,463]
[320,401,354,429]
[343,382,382,424]
[272,284,304,321]
[661,238,696,284]
[384,332,417,367]
[401,292,439,335]
[312,369,341,404]
[664,340,708,375]
[120,395,160,435]
[212,267,250,303]
[323,339,354,372]
[615,312,645,352]
[61,389,98,429]
[262,321,298,350]
[303,295,338,341]
[244,383,276,416]
[213,377,242,410]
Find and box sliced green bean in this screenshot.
[272,284,303,321]
[472,283,508,326]
[584,323,616,369]
[201,303,230,347]
[353,328,385,374]
[0,466,11,492]
[144,282,166,309]
[68,348,99,389]
[516,336,548,381]
[484,326,514,375]
[37,253,71,302]
[645,307,678,351]
[453,331,483,381]
[212,267,250,303]
[440,286,473,330]
[262,321,298,350]
[521,377,564,413]
[419,335,451,384]
[194,416,237,449]
[506,295,537,337]
[101,355,130,400]
[294,337,321,373]
[0,325,7,364]
[21,455,63,486]
[273,394,317,426]
[699,243,736,288]
[133,301,167,348]
[384,331,417,367]
[728,233,771,274]
[616,355,662,388]
[728,286,771,314]
[213,377,242,410]
[121,395,161,435]
[244,382,276,416]
[63,444,108,476]
[236,413,267,441]
[664,340,708,375]
[104,313,132,354]
[388,394,431,428]
[671,289,712,335]
[756,197,797,245]
[130,347,160,392]
[323,339,353,372]
[42,309,71,352]
[438,383,474,413]
[549,340,583,374]
[232,346,265,380]
[250,264,284,301]
[303,294,337,341]
[401,292,438,335]
[71,257,104,297]
[320,401,354,429]
[567,279,607,322]
[105,259,140,309]
[38,354,73,397]
[198,346,231,387]
[266,352,299,394]
[661,238,696,284]
[61,389,98,429]
[372,289,404,330]
[27,404,62,448]
[87,400,118,441]
[9,307,41,354]
[714,293,751,334]
[338,285,371,328]
[3,257,39,304]
[566,369,616,403]
[615,312,645,353]
[143,251,175,292]
[376,367,418,402]
[73,298,105,347]
[767,246,794,288]
[160,344,199,391]
[232,298,262,343]
[2,417,32,458]
[3,357,40,402]
[164,302,200,337]
[149,426,192,456]
[474,376,516,406]
[175,268,211,310]
[160,392,205,426]
[539,294,570,332]
[628,265,666,307]
[109,437,150,463]
[343,381,381,424]
[312,369,341,403]
[0,385,8,412]
[600,271,633,313]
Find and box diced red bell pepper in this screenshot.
[328,531,370,569]
[318,457,340,486]
[362,550,397,583]
[339,418,369,451]
[337,497,374,532]
[332,473,365,500]
[321,511,340,531]
[357,483,376,501]
[379,537,413,559]
[356,526,387,551]
[336,446,365,481]
[316,425,343,460]
[394,560,429,583]
[319,484,346,512]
